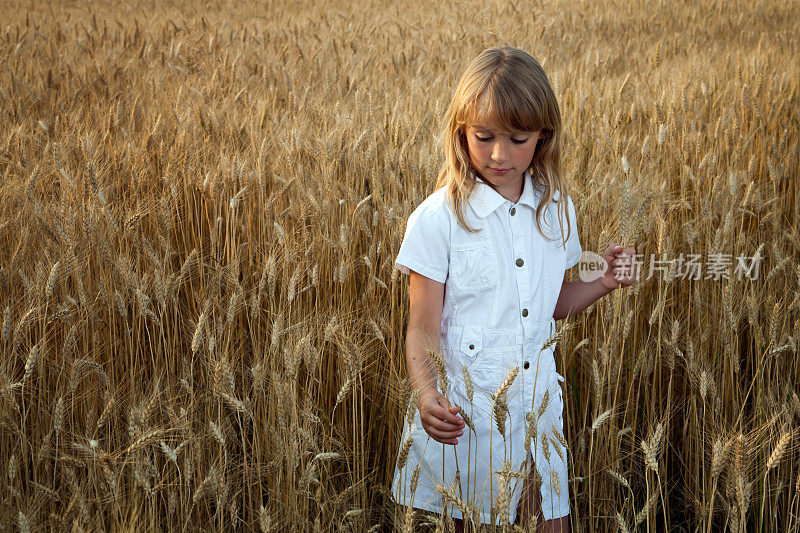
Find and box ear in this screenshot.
[538,130,552,146]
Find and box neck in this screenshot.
[478,172,525,204]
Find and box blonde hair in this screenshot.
[434,46,574,246]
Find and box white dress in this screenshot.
[390,169,582,525]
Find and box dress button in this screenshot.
[516,258,524,267]
[469,344,474,350]
[523,361,530,370]
[510,207,516,216]
[521,308,528,317]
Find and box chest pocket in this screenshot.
[450,243,500,291]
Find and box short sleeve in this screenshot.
[565,195,582,269]
[394,204,450,283]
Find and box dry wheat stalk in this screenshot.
[1,306,11,342]
[434,480,471,521]
[491,367,519,436]
[17,511,31,533]
[23,342,40,385]
[123,428,170,455]
[525,412,537,454]
[53,396,64,432]
[426,348,448,394]
[402,504,415,533]
[766,431,791,472]
[711,437,730,479]
[453,403,475,432]
[616,511,630,533]
[259,505,272,532]
[592,409,612,433]
[409,463,422,494]
[491,469,510,522]
[592,358,602,408]
[538,390,550,418]
[551,468,562,497]
[494,395,510,436]
[452,357,472,406]
[642,440,658,473]
[368,318,384,342]
[192,303,208,354]
[45,260,61,299]
[336,377,352,406]
[635,490,659,525]
[193,464,219,505]
[12,306,36,355]
[541,428,551,462]
[396,435,413,470]
[607,469,630,490]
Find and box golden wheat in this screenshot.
[0,2,796,531]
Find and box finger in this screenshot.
[423,413,464,432]
[426,426,464,440]
[422,412,463,432]
[429,404,465,427]
[424,425,461,445]
[426,429,463,445]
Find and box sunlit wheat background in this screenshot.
[0,0,798,530]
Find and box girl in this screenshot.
[390,47,636,532]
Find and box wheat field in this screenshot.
[0,0,798,531]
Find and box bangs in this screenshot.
[463,85,545,134]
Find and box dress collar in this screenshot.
[468,168,559,218]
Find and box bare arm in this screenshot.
[552,243,637,320]
[405,271,446,394]
[552,275,615,320]
[405,270,464,445]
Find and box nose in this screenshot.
[491,140,508,163]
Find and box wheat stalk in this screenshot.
[23,342,40,385]
[607,469,630,489]
[53,396,64,433]
[766,431,791,471]
[616,511,631,533]
[433,480,471,521]
[17,511,31,533]
[1,306,11,342]
[396,435,413,470]
[426,348,448,393]
[538,389,550,418]
[461,363,474,404]
[592,409,612,433]
[635,490,659,525]
[192,300,209,354]
[45,260,61,299]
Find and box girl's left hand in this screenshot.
[600,243,638,291]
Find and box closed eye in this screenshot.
[476,135,529,145]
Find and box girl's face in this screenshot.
[463,116,542,186]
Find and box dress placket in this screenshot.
[507,201,532,334]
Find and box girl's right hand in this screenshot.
[418,389,465,445]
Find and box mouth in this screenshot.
[490,167,511,173]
